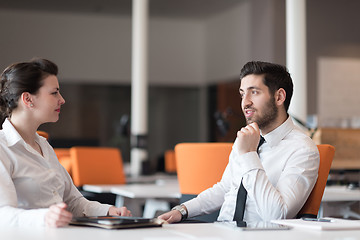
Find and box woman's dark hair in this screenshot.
[239,61,293,112]
[0,58,58,126]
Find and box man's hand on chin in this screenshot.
[236,122,261,155]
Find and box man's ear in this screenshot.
[275,88,286,106]
[21,92,34,108]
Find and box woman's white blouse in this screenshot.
[0,119,111,227]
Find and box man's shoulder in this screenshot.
[285,127,318,151]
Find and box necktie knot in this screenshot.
[257,136,265,152]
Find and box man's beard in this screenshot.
[245,97,278,130]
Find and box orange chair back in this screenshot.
[70,147,126,186]
[54,148,72,175]
[164,150,176,173]
[297,144,335,218]
[175,142,233,195]
[54,148,71,159]
[37,130,49,140]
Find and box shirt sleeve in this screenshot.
[0,206,48,227]
[238,146,319,221]
[0,149,48,227]
[57,162,111,217]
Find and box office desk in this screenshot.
[320,185,360,219]
[322,185,360,202]
[111,181,180,218]
[126,172,177,184]
[110,181,180,199]
[83,180,180,218]
[2,222,360,240]
[84,183,360,219]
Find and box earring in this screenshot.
[30,104,34,107]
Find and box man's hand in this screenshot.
[108,206,132,217]
[45,202,73,228]
[236,122,261,155]
[158,210,182,224]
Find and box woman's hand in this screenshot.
[108,206,132,217]
[45,202,73,228]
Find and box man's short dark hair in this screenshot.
[239,61,293,112]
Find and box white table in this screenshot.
[2,222,360,240]
[320,185,360,219]
[83,179,180,218]
[110,180,180,199]
[84,183,360,219]
[126,172,177,184]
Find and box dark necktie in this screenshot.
[233,136,265,223]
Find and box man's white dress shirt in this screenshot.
[184,117,320,222]
[0,119,111,227]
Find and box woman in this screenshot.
[0,58,131,227]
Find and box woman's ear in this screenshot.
[275,88,286,106]
[21,92,34,108]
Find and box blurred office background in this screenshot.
[1,0,360,170]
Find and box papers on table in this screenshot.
[271,218,360,231]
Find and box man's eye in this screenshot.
[252,90,258,95]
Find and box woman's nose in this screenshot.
[59,94,65,105]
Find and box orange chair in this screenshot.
[297,144,335,218]
[164,149,176,173]
[176,142,232,195]
[175,142,233,222]
[54,148,72,175]
[37,130,49,140]
[70,147,126,187]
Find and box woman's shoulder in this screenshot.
[0,130,8,148]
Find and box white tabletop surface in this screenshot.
[84,183,360,203]
[322,185,360,202]
[2,222,360,240]
[83,178,181,199]
[126,173,177,184]
[84,183,360,204]
[110,181,181,199]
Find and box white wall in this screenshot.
[149,18,206,86]
[307,0,360,115]
[204,0,286,84]
[0,1,284,87]
[205,0,251,83]
[318,57,360,128]
[0,9,206,86]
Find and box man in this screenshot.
[159,61,319,223]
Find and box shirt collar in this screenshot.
[2,118,24,147]
[3,118,44,154]
[261,116,295,148]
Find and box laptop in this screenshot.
[70,216,165,229]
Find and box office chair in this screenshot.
[69,146,127,205]
[164,149,177,173]
[175,142,233,222]
[36,130,49,140]
[70,146,126,186]
[54,148,72,175]
[297,144,335,218]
